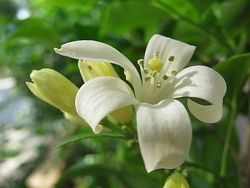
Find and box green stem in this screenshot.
[220,99,237,177]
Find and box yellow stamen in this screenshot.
[137,59,144,65]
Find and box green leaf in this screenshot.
[214,53,250,100]
[212,0,247,27]
[100,1,168,37]
[55,133,125,149]
[55,163,119,188]
[153,0,201,23]
[7,18,59,47]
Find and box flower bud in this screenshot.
[79,61,132,124]
[78,60,119,82]
[163,172,189,188]
[26,68,79,117]
[110,106,133,124]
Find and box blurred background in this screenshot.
[0,0,249,187]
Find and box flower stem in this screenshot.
[220,99,237,177]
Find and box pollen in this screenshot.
[148,57,163,72]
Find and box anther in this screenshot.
[154,51,160,57]
[144,69,150,74]
[171,70,177,76]
[137,59,144,65]
[151,71,157,77]
[163,75,169,80]
[145,77,151,81]
[156,81,161,88]
[168,56,175,62]
[87,65,92,70]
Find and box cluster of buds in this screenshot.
[27,61,132,124]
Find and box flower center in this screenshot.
[148,51,163,72]
[137,51,177,104]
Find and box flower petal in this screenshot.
[144,34,196,74]
[172,65,226,123]
[136,99,192,173]
[55,40,142,94]
[75,76,138,133]
[187,100,223,123]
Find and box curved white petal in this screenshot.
[144,34,196,74]
[187,100,223,123]
[136,99,192,173]
[75,76,138,133]
[55,40,142,94]
[172,65,226,123]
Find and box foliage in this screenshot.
[0,0,249,188]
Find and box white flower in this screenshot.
[54,34,226,172]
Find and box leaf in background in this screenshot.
[214,53,250,100]
[100,1,168,38]
[0,0,17,22]
[211,0,247,27]
[188,0,214,14]
[7,18,59,48]
[172,22,206,43]
[214,54,249,180]
[55,163,120,188]
[42,0,96,10]
[55,133,125,149]
[153,0,201,24]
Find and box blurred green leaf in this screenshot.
[7,18,59,47]
[214,53,250,100]
[153,0,201,23]
[212,0,247,27]
[55,163,120,188]
[55,133,125,149]
[101,1,168,38]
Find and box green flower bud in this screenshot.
[110,106,133,124]
[78,60,119,82]
[163,172,189,188]
[26,68,79,118]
